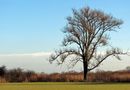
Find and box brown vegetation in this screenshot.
[0,66,130,82]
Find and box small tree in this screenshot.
[49,7,124,81]
[0,65,6,77]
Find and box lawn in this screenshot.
[0,82,130,90]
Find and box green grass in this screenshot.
[0,82,130,90]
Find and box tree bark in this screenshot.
[83,61,88,81]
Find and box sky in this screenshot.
[0,0,130,73]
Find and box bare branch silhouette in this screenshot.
[49,7,124,81]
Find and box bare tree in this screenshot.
[49,7,124,81]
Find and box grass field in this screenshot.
[0,82,130,90]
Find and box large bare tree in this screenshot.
[49,7,124,80]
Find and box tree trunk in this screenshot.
[83,61,88,81]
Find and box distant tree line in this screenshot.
[0,66,36,82]
[0,66,130,82]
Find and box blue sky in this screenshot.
[0,0,130,73]
[0,0,85,53]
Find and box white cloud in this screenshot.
[0,51,129,73]
[0,51,80,73]
[0,52,52,57]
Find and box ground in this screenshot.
[0,82,130,90]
